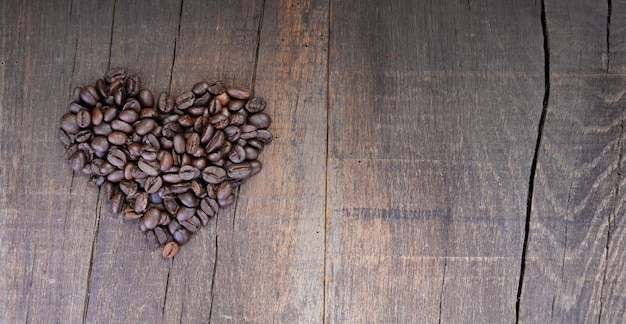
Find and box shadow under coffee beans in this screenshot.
[59,68,273,258]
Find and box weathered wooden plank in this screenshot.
[0,1,110,322]
[207,0,328,322]
[326,0,543,322]
[163,1,264,323]
[519,1,626,322]
[83,1,182,323]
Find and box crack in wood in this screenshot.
[516,1,550,322]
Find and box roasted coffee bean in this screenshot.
[201,166,226,184]
[218,194,236,207]
[178,191,199,208]
[192,81,209,96]
[245,97,266,113]
[108,131,128,145]
[162,241,179,258]
[240,124,258,140]
[194,92,212,106]
[228,145,246,163]
[140,207,160,231]
[206,131,225,153]
[154,226,168,244]
[123,98,141,112]
[110,191,124,214]
[91,107,104,126]
[162,172,182,183]
[176,91,195,110]
[207,81,226,95]
[95,79,108,98]
[105,68,126,83]
[180,217,200,232]
[249,160,262,177]
[118,110,139,123]
[158,211,171,226]
[196,209,210,226]
[103,181,115,200]
[228,113,247,126]
[208,113,229,129]
[244,146,259,160]
[159,151,174,171]
[138,159,160,177]
[256,129,273,143]
[227,162,252,179]
[247,112,271,129]
[119,180,138,196]
[102,106,118,122]
[175,206,196,222]
[177,114,195,128]
[208,97,222,115]
[111,119,134,134]
[227,99,246,112]
[107,148,127,168]
[216,92,230,106]
[185,133,200,155]
[138,89,154,108]
[69,102,87,114]
[144,176,163,194]
[75,129,93,143]
[178,165,198,181]
[76,109,92,128]
[170,182,190,194]
[200,124,215,144]
[140,145,158,161]
[126,74,141,97]
[224,125,240,142]
[172,229,190,245]
[227,86,252,100]
[135,192,149,214]
[107,170,125,183]
[58,128,73,146]
[189,180,204,197]
[163,198,180,215]
[200,197,219,216]
[114,86,126,107]
[69,150,88,171]
[98,161,116,176]
[80,86,99,107]
[216,181,233,201]
[60,112,81,134]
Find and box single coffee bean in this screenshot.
[103,181,115,200]
[76,109,92,128]
[140,207,160,231]
[110,191,124,213]
[119,180,138,196]
[159,151,174,171]
[177,114,195,128]
[138,159,160,177]
[216,92,230,106]
[201,166,226,184]
[196,209,210,226]
[140,145,158,161]
[189,180,204,197]
[226,162,252,179]
[108,131,128,145]
[102,106,118,122]
[208,113,229,129]
[228,145,246,163]
[245,97,266,113]
[226,86,252,100]
[144,133,160,151]
[173,134,186,154]
[126,143,142,160]
[178,191,199,208]
[208,97,222,115]
[162,172,182,183]
[244,146,259,160]
[69,150,88,171]
[178,165,198,181]
[200,124,215,144]
[91,106,104,126]
[60,112,81,134]
[224,125,240,142]
[155,226,169,245]
[58,128,73,146]
[95,79,108,98]
[172,229,190,245]
[107,170,125,183]
[139,89,155,108]
[207,81,226,95]
[105,67,126,83]
[170,182,190,194]
[135,192,149,214]
[107,148,127,168]
[228,113,247,126]
[249,160,262,177]
[256,129,273,143]
[98,161,116,176]
[218,194,236,207]
[205,131,225,153]
[175,91,195,110]
[114,86,126,107]
[185,132,200,155]
[111,119,134,134]
[118,109,139,123]
[75,129,93,143]
[192,82,209,96]
[162,241,179,258]
[123,98,142,112]
[240,124,258,140]
[158,92,174,113]
[227,99,246,112]
[180,218,200,233]
[144,176,163,194]
[175,206,196,222]
[247,112,271,129]
[80,86,99,107]
[216,181,233,201]
[194,91,212,106]
[126,74,141,97]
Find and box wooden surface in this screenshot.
[0,0,624,323]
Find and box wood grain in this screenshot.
[209,0,328,322]
[519,1,626,322]
[0,0,108,322]
[326,0,544,322]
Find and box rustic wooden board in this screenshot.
[207,0,328,322]
[326,0,544,322]
[0,1,110,323]
[519,1,626,322]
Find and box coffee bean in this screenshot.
[245,97,266,113]
[200,197,219,216]
[76,109,92,128]
[105,68,126,83]
[154,226,169,245]
[108,131,128,145]
[60,112,81,134]
[162,241,179,258]
[135,192,149,213]
[226,86,252,100]
[256,129,273,143]
[143,176,163,193]
[58,128,73,146]
[172,228,190,245]
[176,91,195,110]
[248,112,271,129]
[102,106,118,122]
[196,209,210,226]
[140,207,160,231]
[126,74,141,97]
[178,165,198,181]
[69,150,88,171]
[178,191,199,208]
[218,194,236,207]
[209,113,229,129]
[138,159,160,177]
[138,89,154,108]
[118,110,139,123]
[227,162,252,179]
[107,148,127,168]
[110,191,124,213]
[192,81,209,96]
[114,86,126,107]
[206,131,225,153]
[107,170,125,183]
[207,81,226,95]
[176,206,196,222]
[80,86,99,107]
[216,181,233,201]
[216,92,230,106]
[119,180,138,196]
[201,166,226,184]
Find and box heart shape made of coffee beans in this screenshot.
[59,68,273,258]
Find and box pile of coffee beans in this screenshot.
[58,68,272,258]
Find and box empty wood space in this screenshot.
[1,0,624,322]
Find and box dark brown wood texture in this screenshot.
[0,0,622,323]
